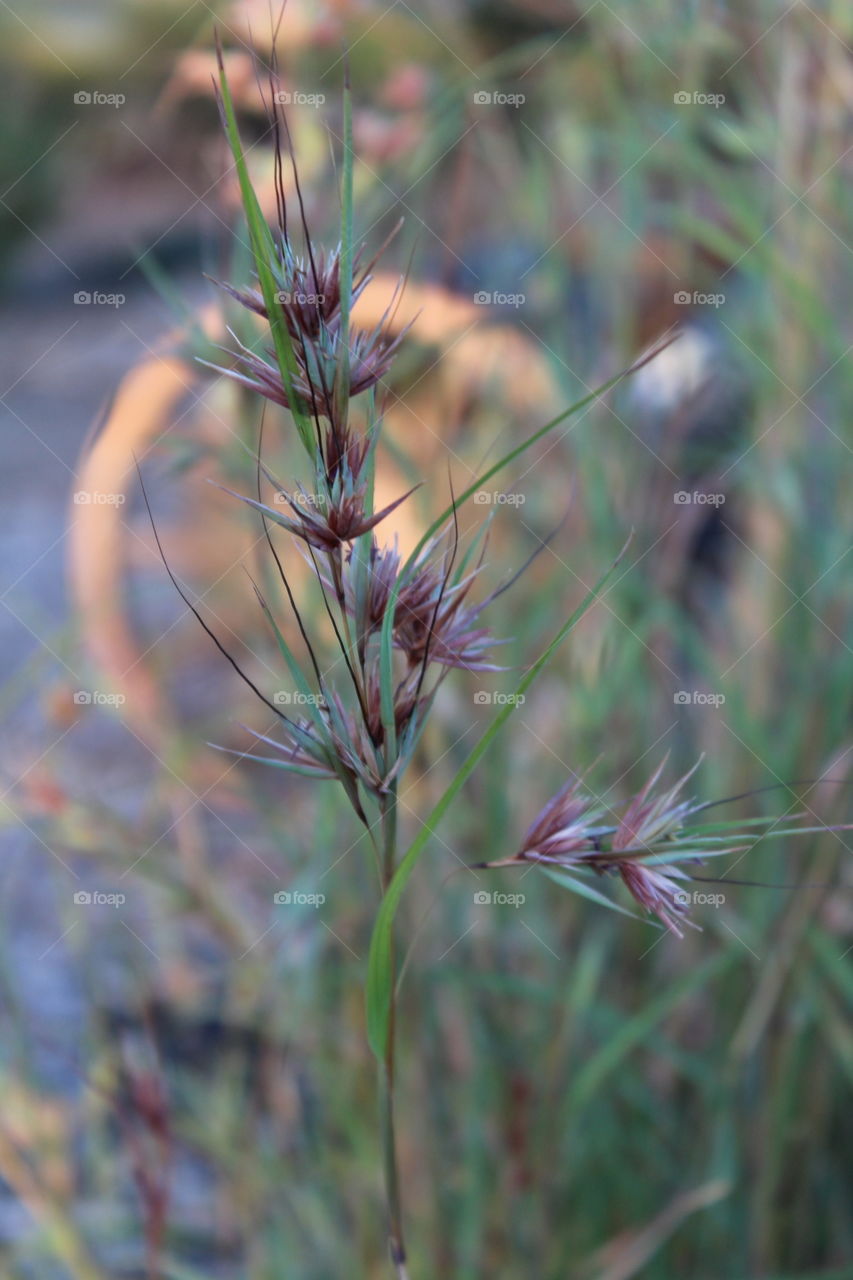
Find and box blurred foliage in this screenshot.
[2,0,853,1276]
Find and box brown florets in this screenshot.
[392,543,502,674]
[512,761,706,935]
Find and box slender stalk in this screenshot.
[379,785,409,1277]
[380,1059,408,1278]
[381,784,398,888]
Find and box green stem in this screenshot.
[380,1060,408,1277]
[379,785,408,1277]
[381,785,398,889]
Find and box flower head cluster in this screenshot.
[200,127,505,803]
[248,652,429,800]
[204,146,434,599]
[221,470,416,555]
[392,539,502,673]
[327,664,424,793]
[220,241,369,339]
[214,228,410,429]
[513,761,709,935]
[336,536,502,670]
[516,777,607,861]
[220,317,406,420]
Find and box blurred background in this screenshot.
[1,0,852,1276]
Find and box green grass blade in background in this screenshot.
[569,951,736,1112]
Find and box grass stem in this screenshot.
[379,785,407,1274]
